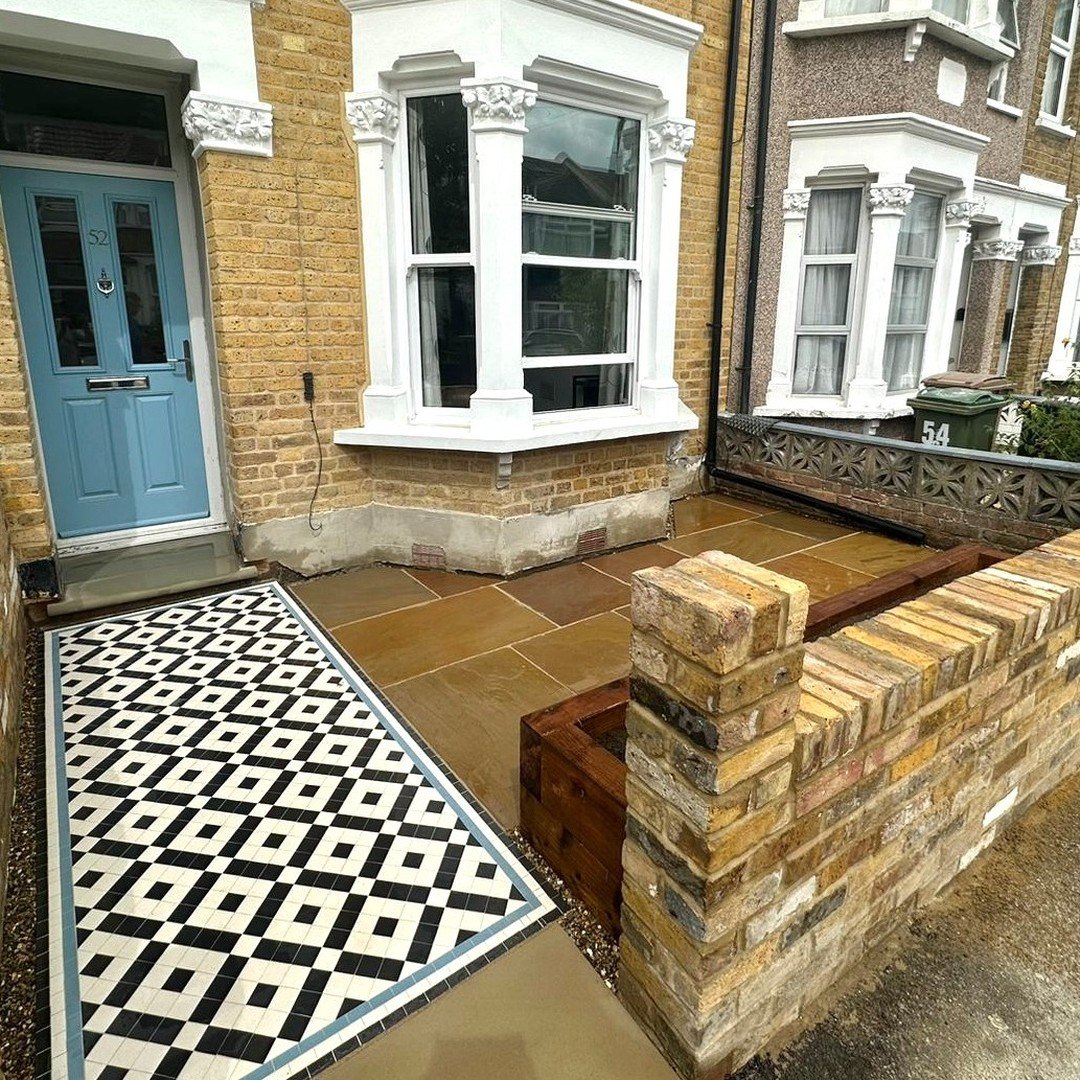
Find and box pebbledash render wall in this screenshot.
[618,536,1080,1078]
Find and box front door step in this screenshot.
[48,531,259,616]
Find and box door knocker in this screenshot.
[96,269,115,297]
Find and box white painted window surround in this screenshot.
[1038,0,1080,138]
[761,114,990,420]
[785,0,1016,62]
[0,0,273,157]
[334,0,701,455]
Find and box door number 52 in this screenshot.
[921,420,951,447]
[88,230,109,246]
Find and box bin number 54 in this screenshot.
[920,420,951,447]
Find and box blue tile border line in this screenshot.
[42,581,564,1080]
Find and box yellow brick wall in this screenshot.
[197,0,371,529]
[0,0,739,572]
[370,436,671,519]
[0,217,49,560]
[1009,0,1080,389]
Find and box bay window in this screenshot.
[793,188,862,395]
[1042,0,1079,122]
[339,0,701,453]
[884,192,943,391]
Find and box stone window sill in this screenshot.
[783,11,1014,62]
[334,404,698,453]
[987,98,1023,119]
[1035,115,1078,140]
[754,401,914,421]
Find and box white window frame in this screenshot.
[519,91,647,420]
[400,86,478,427]
[791,184,867,398]
[337,0,702,454]
[1041,0,1080,125]
[761,114,989,420]
[884,191,945,394]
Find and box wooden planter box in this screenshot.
[519,543,1006,933]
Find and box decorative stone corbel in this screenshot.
[905,20,927,62]
[781,188,812,218]
[181,92,273,158]
[972,239,1025,261]
[460,78,537,132]
[344,91,400,145]
[944,197,986,227]
[1020,244,1063,266]
[647,118,696,164]
[867,183,915,214]
[1069,236,1080,256]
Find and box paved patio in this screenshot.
[292,493,934,831]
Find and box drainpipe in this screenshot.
[705,0,745,469]
[738,0,778,419]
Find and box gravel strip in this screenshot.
[0,629,43,1080]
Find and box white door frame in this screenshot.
[0,51,229,555]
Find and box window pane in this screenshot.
[0,71,170,167]
[523,101,639,214]
[889,265,934,325]
[408,95,470,255]
[804,189,860,255]
[525,364,631,412]
[793,336,845,395]
[801,265,851,326]
[417,267,476,408]
[824,0,884,12]
[33,196,98,367]
[897,193,941,258]
[988,62,1008,101]
[1043,52,1067,115]
[523,267,628,356]
[522,212,633,259]
[884,333,924,391]
[1053,0,1075,40]
[996,0,1019,45]
[931,0,968,20]
[114,202,167,365]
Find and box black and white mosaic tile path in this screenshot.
[44,583,559,1080]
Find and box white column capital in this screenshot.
[460,78,538,133]
[944,196,986,228]
[1021,244,1062,266]
[781,188,812,219]
[345,91,400,145]
[1069,236,1080,256]
[181,92,273,158]
[972,239,1025,262]
[648,118,696,164]
[867,183,915,216]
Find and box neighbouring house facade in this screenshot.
[0,0,744,598]
[732,0,1080,429]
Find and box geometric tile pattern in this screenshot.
[44,583,559,1080]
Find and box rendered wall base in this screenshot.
[240,488,672,576]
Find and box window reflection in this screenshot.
[114,202,167,364]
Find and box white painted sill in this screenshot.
[334,404,698,453]
[754,401,915,421]
[783,11,1014,62]
[1035,115,1078,139]
[987,98,1023,119]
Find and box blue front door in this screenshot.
[0,167,210,538]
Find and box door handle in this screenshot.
[168,340,194,382]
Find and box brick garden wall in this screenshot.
[618,537,1080,1078]
[0,504,26,946]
